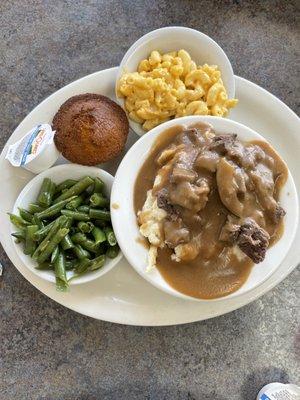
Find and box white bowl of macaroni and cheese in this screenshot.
[116,27,237,136]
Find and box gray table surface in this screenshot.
[0,1,299,399]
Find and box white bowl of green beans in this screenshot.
[10,164,122,290]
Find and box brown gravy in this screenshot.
[134,123,288,299]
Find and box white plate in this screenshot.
[0,67,299,326]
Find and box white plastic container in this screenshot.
[257,383,300,400]
[6,123,60,174]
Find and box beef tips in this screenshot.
[195,150,220,172]
[271,203,286,224]
[156,188,178,218]
[209,134,237,154]
[163,218,190,248]
[169,179,210,212]
[220,216,270,263]
[237,218,270,263]
[209,135,266,169]
[171,167,197,183]
[177,128,205,147]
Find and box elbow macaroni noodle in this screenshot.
[117,49,238,131]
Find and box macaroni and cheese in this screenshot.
[117,49,238,132]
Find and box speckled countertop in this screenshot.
[0,1,299,399]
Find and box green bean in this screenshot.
[35,196,77,219]
[54,251,68,291]
[24,225,39,255]
[78,221,94,234]
[92,227,106,244]
[85,182,95,195]
[65,195,84,210]
[77,205,90,213]
[36,262,54,270]
[73,244,91,260]
[62,217,73,229]
[75,257,91,274]
[61,234,74,250]
[89,254,106,271]
[32,214,44,230]
[104,226,117,246]
[18,208,33,223]
[9,213,30,228]
[89,209,111,221]
[28,203,45,214]
[89,193,109,208]
[71,232,98,253]
[33,219,56,241]
[55,179,77,194]
[53,176,94,204]
[94,177,105,193]
[32,216,67,259]
[37,228,69,263]
[37,178,56,207]
[106,245,119,259]
[65,260,78,270]
[11,230,26,240]
[51,246,59,264]
[48,181,56,204]
[61,209,90,221]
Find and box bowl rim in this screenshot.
[115,26,236,136]
[111,115,299,302]
[11,163,123,285]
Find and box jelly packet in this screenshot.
[6,124,60,174]
[257,383,300,400]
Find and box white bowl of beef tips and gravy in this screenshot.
[111,116,298,301]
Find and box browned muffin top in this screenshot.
[53,94,129,165]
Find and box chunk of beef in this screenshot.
[177,128,205,147]
[219,216,270,263]
[272,203,286,224]
[169,179,210,212]
[209,134,237,154]
[171,167,197,183]
[195,150,220,172]
[237,218,270,263]
[176,148,199,170]
[209,135,265,169]
[163,218,190,248]
[156,188,178,219]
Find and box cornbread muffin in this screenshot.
[53,94,129,165]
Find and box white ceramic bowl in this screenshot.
[116,26,235,136]
[11,164,122,285]
[111,116,298,302]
